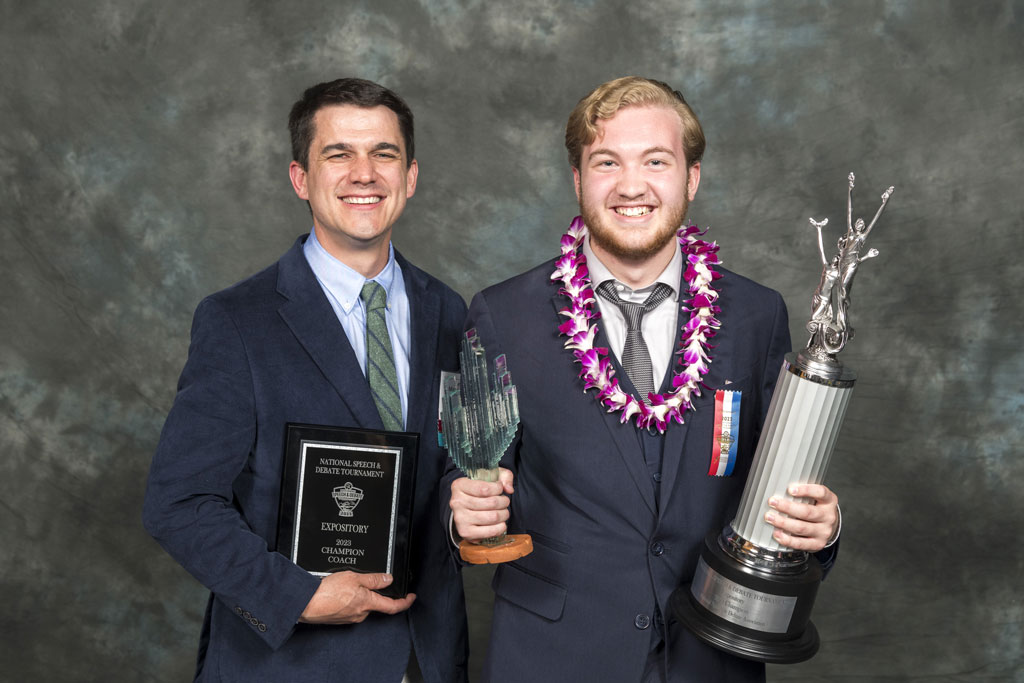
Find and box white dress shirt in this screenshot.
[582,235,683,390]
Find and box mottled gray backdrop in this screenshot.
[2,1,1021,681]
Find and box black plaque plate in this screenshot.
[276,423,418,598]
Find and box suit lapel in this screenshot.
[398,251,441,436]
[551,266,705,519]
[659,267,747,516]
[654,295,692,516]
[550,294,657,517]
[275,237,384,430]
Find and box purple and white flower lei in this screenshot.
[550,215,723,433]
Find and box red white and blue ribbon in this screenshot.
[709,389,741,476]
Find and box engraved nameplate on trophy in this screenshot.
[276,424,418,598]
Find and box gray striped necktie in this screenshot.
[360,281,403,431]
[596,280,674,404]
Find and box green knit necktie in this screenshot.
[360,281,403,431]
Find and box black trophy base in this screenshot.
[670,531,822,664]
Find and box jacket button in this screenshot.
[650,542,664,556]
[235,606,243,615]
[652,472,662,483]
[258,623,267,632]
[635,613,651,630]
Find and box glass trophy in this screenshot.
[672,173,894,662]
[440,329,533,564]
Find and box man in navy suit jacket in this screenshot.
[144,78,468,682]
[449,77,841,681]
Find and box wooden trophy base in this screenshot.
[459,534,533,564]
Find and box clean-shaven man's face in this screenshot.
[289,104,418,255]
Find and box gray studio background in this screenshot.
[2,1,1021,681]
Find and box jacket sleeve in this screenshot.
[760,289,792,424]
[142,296,320,650]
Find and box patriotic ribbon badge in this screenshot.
[709,389,741,476]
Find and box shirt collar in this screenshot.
[581,233,682,300]
[303,229,398,314]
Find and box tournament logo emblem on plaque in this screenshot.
[332,482,364,517]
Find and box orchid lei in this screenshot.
[550,216,723,433]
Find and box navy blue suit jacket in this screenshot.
[144,236,469,682]
[454,259,837,683]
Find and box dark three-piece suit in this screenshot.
[448,257,837,682]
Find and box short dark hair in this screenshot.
[288,78,415,169]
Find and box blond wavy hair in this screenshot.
[565,76,705,170]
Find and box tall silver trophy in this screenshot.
[671,173,893,663]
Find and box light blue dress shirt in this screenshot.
[303,230,411,428]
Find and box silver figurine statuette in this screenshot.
[440,329,532,563]
[672,173,893,663]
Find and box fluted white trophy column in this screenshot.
[733,359,854,550]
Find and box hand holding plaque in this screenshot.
[441,329,533,564]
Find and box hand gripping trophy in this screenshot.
[440,329,533,563]
[672,173,893,663]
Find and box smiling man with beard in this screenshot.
[447,77,840,682]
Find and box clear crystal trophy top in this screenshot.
[440,329,533,564]
[672,173,893,663]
